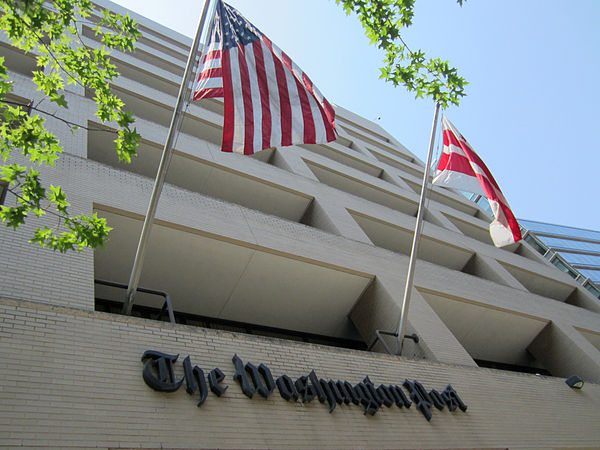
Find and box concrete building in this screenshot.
[1,1,600,448]
[520,219,600,300]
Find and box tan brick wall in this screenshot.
[1,298,599,449]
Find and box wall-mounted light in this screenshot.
[565,375,584,389]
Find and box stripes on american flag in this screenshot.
[193,0,336,155]
[432,116,522,247]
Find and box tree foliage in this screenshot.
[0,0,140,252]
[336,0,468,107]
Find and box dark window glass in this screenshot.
[584,282,600,299]
[561,253,600,266]
[579,269,600,283]
[539,236,600,253]
[552,258,578,279]
[0,181,7,206]
[519,220,600,242]
[524,235,547,256]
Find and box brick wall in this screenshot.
[1,297,599,449]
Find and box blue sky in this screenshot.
[111,0,600,231]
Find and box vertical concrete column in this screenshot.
[301,196,372,245]
[528,320,600,384]
[270,147,320,181]
[346,137,381,160]
[422,209,464,233]
[566,287,600,314]
[402,287,478,366]
[386,136,422,167]
[350,274,477,366]
[462,255,528,291]
[378,170,415,192]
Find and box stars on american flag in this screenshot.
[221,2,259,49]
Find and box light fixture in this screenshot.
[565,375,584,389]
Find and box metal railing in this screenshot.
[94,279,175,324]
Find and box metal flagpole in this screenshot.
[396,101,441,354]
[122,0,214,315]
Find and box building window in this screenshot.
[524,234,548,256]
[551,256,578,279]
[0,181,7,206]
[584,282,600,299]
[94,298,368,351]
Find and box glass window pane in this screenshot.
[552,258,578,278]
[519,219,600,242]
[584,282,600,299]
[561,253,600,266]
[579,269,600,283]
[539,236,600,253]
[476,196,493,216]
[0,181,7,205]
[524,235,547,256]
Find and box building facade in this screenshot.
[1,1,600,448]
[520,219,600,300]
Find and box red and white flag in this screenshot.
[433,116,522,247]
[193,0,336,155]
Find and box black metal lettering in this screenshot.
[143,351,468,420]
[388,385,412,408]
[295,376,316,403]
[232,354,255,398]
[353,383,368,408]
[328,380,345,405]
[141,350,183,392]
[182,357,208,406]
[429,389,446,411]
[376,384,394,407]
[276,375,299,401]
[332,381,351,404]
[193,366,208,406]
[363,376,383,407]
[308,370,326,403]
[361,376,384,414]
[183,356,197,394]
[208,368,228,397]
[245,362,273,398]
[318,379,337,413]
[344,381,360,405]
[403,379,433,421]
[181,356,208,405]
[442,385,468,412]
[354,382,379,415]
[259,364,275,395]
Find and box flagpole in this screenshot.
[396,101,441,354]
[122,0,213,315]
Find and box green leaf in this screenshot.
[0,0,141,252]
[50,93,68,108]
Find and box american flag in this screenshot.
[193,0,337,155]
[432,116,522,247]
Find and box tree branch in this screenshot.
[6,187,66,222]
[1,99,118,133]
